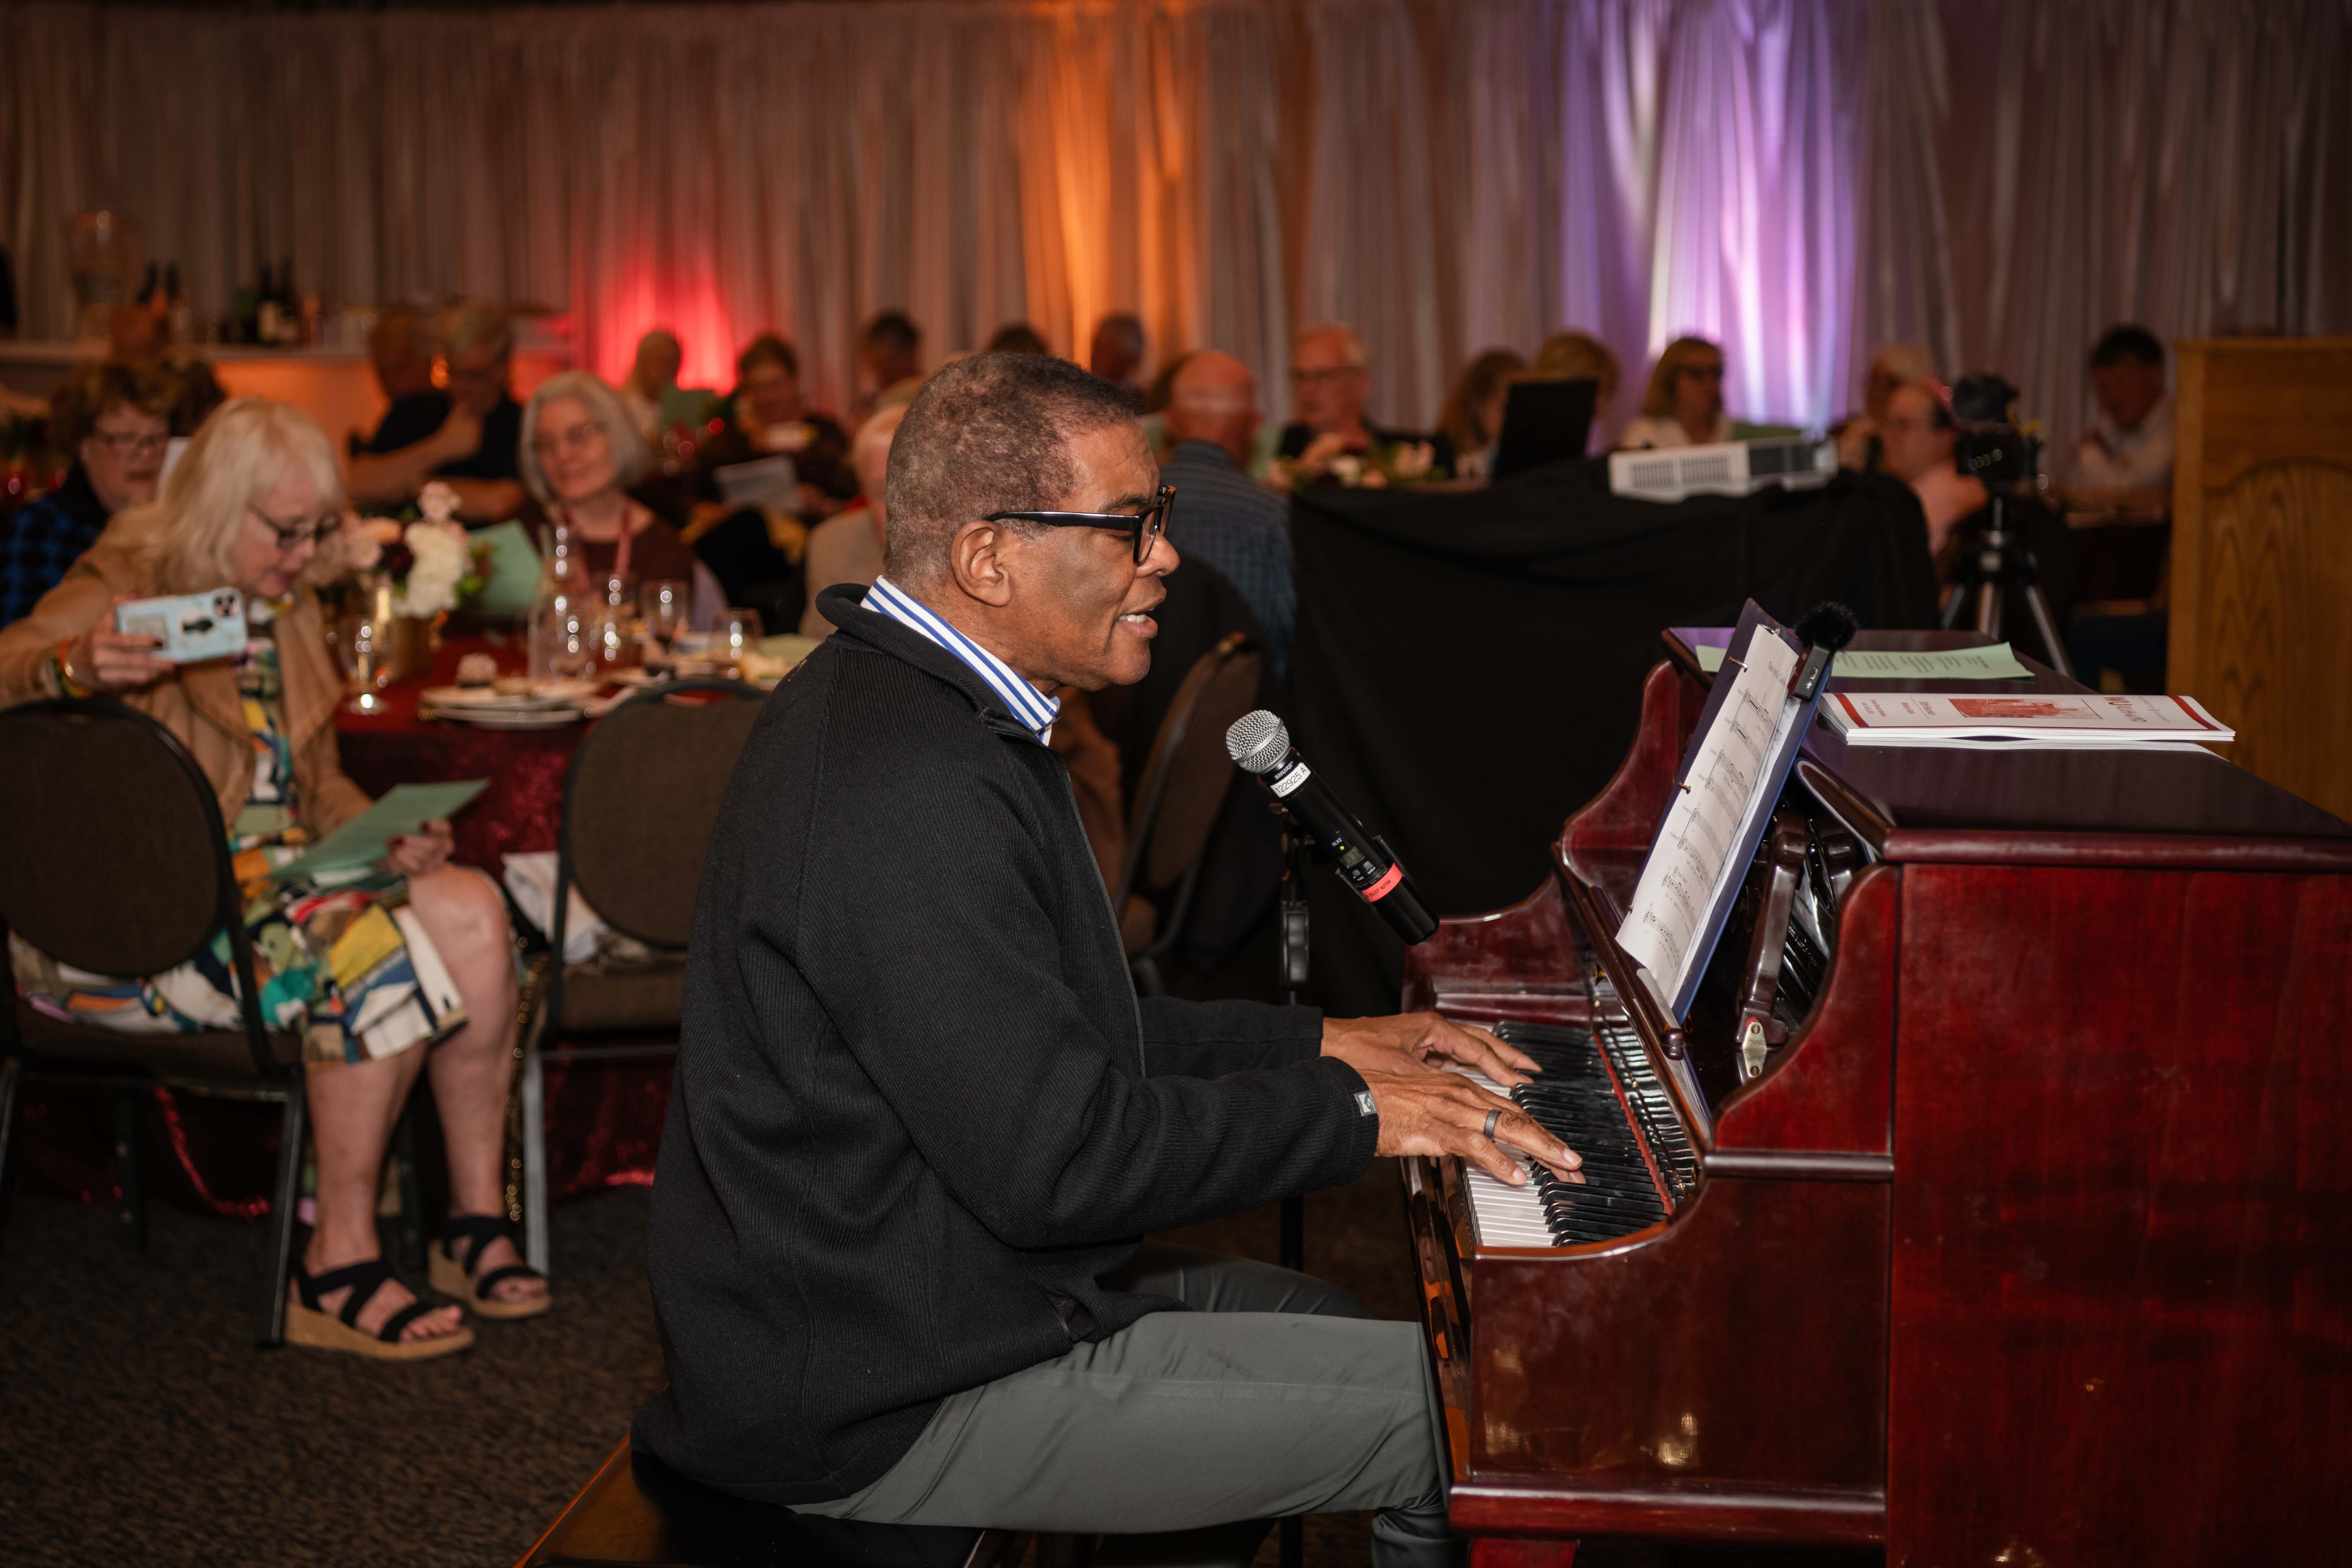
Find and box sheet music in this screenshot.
[1617,629,1800,999]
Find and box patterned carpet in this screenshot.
[0,1155,1416,1568]
[0,1152,1873,1568]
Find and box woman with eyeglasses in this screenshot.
[0,359,178,629]
[518,371,724,629]
[1621,336,1734,450]
[0,396,548,1359]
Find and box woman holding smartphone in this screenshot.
[0,397,548,1359]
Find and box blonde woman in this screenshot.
[0,398,548,1357]
[1622,336,1732,449]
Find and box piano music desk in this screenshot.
[1401,633,2352,1567]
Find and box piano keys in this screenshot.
[1401,631,2352,1566]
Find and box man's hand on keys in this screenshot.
[1322,1012,1581,1186]
[1320,1010,1539,1086]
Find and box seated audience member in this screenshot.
[109,303,225,437]
[369,308,439,403]
[1438,348,1527,478]
[984,321,1053,357]
[1277,322,1455,477]
[2067,324,2172,502]
[703,333,856,511]
[2,359,175,627]
[1160,350,1296,678]
[1089,312,1148,389]
[0,398,545,1354]
[634,350,1573,1560]
[521,371,723,630]
[1878,378,1986,561]
[798,404,904,639]
[1620,336,1732,449]
[347,301,527,523]
[854,309,924,423]
[1529,330,1621,449]
[1836,343,1938,471]
[620,328,719,442]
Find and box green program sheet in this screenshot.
[269,780,490,881]
[1694,641,2031,681]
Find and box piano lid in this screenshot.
[1663,628,2352,868]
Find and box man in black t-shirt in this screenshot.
[348,301,527,523]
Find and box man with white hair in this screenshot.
[1276,321,1453,477]
[1159,350,1295,677]
[637,351,1579,1566]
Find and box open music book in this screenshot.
[1617,602,1824,1020]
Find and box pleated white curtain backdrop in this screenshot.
[1860,0,2352,456]
[3,0,2346,440]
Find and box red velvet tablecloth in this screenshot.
[18,636,673,1217]
[334,634,580,878]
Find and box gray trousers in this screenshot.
[796,1246,1457,1568]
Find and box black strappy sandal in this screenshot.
[430,1214,552,1320]
[287,1254,475,1360]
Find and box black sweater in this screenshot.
[633,585,1380,1504]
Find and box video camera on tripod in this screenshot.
[1938,373,2076,680]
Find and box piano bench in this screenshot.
[514,1439,1037,1568]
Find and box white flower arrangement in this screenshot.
[343,485,489,619]
[396,520,473,617]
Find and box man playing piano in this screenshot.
[633,351,1581,1566]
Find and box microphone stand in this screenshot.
[1275,814,1310,1568]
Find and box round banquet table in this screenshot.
[16,633,674,1219]
[334,634,581,878]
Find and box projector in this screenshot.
[1608,437,1838,502]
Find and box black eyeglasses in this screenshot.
[985,484,1174,565]
[249,504,343,554]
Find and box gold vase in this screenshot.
[362,578,439,682]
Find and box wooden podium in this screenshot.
[2169,336,2352,824]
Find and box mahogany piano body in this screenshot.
[1401,639,2352,1566]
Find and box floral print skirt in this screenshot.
[11,871,468,1067]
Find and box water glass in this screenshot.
[639,579,690,668]
[724,607,764,663]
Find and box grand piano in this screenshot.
[1399,632,2352,1566]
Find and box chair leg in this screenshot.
[391,1106,427,1275]
[0,1055,21,1256]
[260,1081,308,1348]
[114,1089,147,1253]
[521,1043,550,1277]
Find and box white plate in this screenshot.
[421,704,584,729]
[422,680,600,709]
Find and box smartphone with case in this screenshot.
[113,588,249,664]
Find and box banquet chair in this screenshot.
[0,698,319,1347]
[1109,633,1262,995]
[517,1435,1043,1568]
[520,677,765,1275]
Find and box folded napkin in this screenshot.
[501,851,608,965]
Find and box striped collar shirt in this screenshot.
[866,576,1060,741]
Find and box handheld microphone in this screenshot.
[1225,711,1438,946]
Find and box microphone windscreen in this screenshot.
[1796,601,1858,653]
[1225,710,1291,773]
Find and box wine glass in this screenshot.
[339,612,389,714]
[639,579,690,671]
[723,607,764,665]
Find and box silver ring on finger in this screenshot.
[1483,1108,1501,1141]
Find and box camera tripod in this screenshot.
[1939,493,2076,681]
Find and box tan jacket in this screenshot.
[0,526,372,837]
